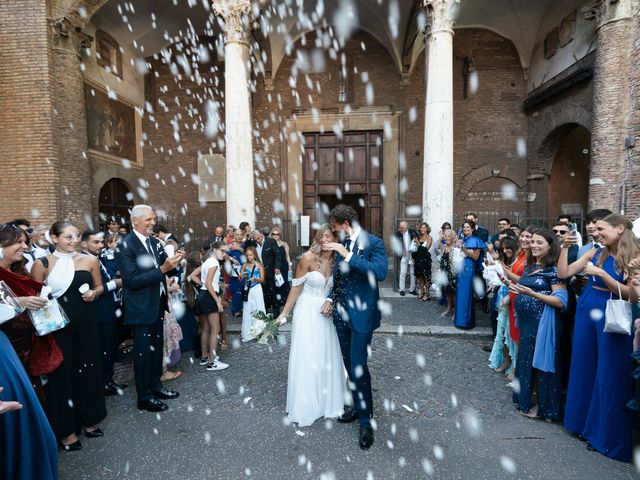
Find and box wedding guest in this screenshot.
[558,214,582,245]
[161,278,183,382]
[225,225,236,245]
[490,217,511,247]
[271,226,291,308]
[503,226,536,345]
[31,221,107,450]
[184,252,205,357]
[251,229,281,313]
[454,220,484,329]
[106,219,120,236]
[240,246,266,342]
[153,225,180,255]
[437,229,457,316]
[239,221,252,243]
[0,224,57,380]
[115,205,183,413]
[578,209,612,259]
[412,222,433,301]
[464,213,489,243]
[510,224,522,237]
[192,241,228,371]
[101,234,121,279]
[81,229,127,396]
[488,237,518,375]
[559,214,639,462]
[0,334,57,479]
[228,229,246,318]
[118,225,128,236]
[396,221,417,296]
[511,229,566,421]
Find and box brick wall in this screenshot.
[626,5,640,219]
[0,0,60,224]
[525,53,594,220]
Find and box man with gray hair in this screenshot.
[395,221,418,296]
[116,204,185,412]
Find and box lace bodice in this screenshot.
[292,271,333,298]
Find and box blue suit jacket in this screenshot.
[332,230,388,333]
[94,260,117,324]
[115,232,170,326]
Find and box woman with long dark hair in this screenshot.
[240,246,265,342]
[559,214,640,462]
[510,229,566,421]
[31,221,106,451]
[412,222,433,301]
[276,224,345,426]
[454,220,484,329]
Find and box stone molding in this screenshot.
[423,0,456,36]
[582,0,634,29]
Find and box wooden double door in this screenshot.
[303,131,383,236]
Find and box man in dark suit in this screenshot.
[81,229,127,396]
[115,205,184,412]
[395,221,418,296]
[465,212,489,243]
[323,204,388,450]
[251,229,282,313]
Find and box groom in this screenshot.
[322,204,387,450]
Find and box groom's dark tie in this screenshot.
[344,238,352,252]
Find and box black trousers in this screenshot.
[334,320,374,427]
[98,314,121,385]
[132,313,164,402]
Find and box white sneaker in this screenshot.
[206,361,229,371]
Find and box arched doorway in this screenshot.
[547,125,591,221]
[98,178,133,230]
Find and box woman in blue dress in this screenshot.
[510,228,566,421]
[454,220,484,329]
[1,330,57,479]
[558,214,639,462]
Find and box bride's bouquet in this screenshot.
[250,311,290,344]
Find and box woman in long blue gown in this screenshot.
[510,229,565,421]
[228,229,246,317]
[0,330,57,479]
[558,214,638,462]
[454,220,484,329]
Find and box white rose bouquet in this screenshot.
[250,311,290,344]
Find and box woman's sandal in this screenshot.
[494,360,512,373]
[520,405,540,419]
[220,339,228,352]
[161,370,183,382]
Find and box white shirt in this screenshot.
[133,229,165,294]
[200,256,220,293]
[403,231,411,255]
[256,240,264,262]
[344,226,361,263]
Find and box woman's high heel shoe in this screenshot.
[81,427,104,438]
[61,439,82,451]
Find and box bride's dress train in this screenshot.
[286,271,345,427]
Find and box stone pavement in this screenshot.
[58,297,638,480]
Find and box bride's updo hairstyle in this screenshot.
[309,223,333,255]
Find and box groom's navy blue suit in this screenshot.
[332,229,387,427]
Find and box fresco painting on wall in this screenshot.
[85,82,140,165]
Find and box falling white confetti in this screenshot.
[500,455,517,474]
[295,430,305,436]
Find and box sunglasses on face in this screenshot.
[552,229,569,235]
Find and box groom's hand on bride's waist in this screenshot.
[320,299,333,316]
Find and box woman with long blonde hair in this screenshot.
[558,213,640,462]
[276,224,345,427]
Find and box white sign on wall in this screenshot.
[197,153,226,203]
[300,216,310,247]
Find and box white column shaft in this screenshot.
[225,40,255,227]
[422,30,454,228]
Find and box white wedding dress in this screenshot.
[286,271,345,427]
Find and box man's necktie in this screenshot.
[345,238,352,252]
[145,238,157,265]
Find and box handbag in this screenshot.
[28,286,70,336]
[242,265,256,302]
[409,240,418,254]
[604,281,632,335]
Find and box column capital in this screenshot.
[50,17,93,58]
[212,0,264,45]
[581,0,634,28]
[422,0,457,35]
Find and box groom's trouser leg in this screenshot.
[335,320,353,397]
[349,329,374,427]
[399,256,408,292]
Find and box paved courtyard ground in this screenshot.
[58,297,639,480]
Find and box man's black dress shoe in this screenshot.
[104,383,118,396]
[154,387,179,400]
[409,290,418,296]
[61,439,82,451]
[399,291,406,296]
[337,408,359,423]
[81,427,104,438]
[359,426,374,450]
[137,398,168,412]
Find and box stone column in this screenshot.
[586,0,635,213]
[50,18,94,225]
[421,0,455,228]
[213,0,258,228]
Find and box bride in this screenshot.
[276,224,345,427]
